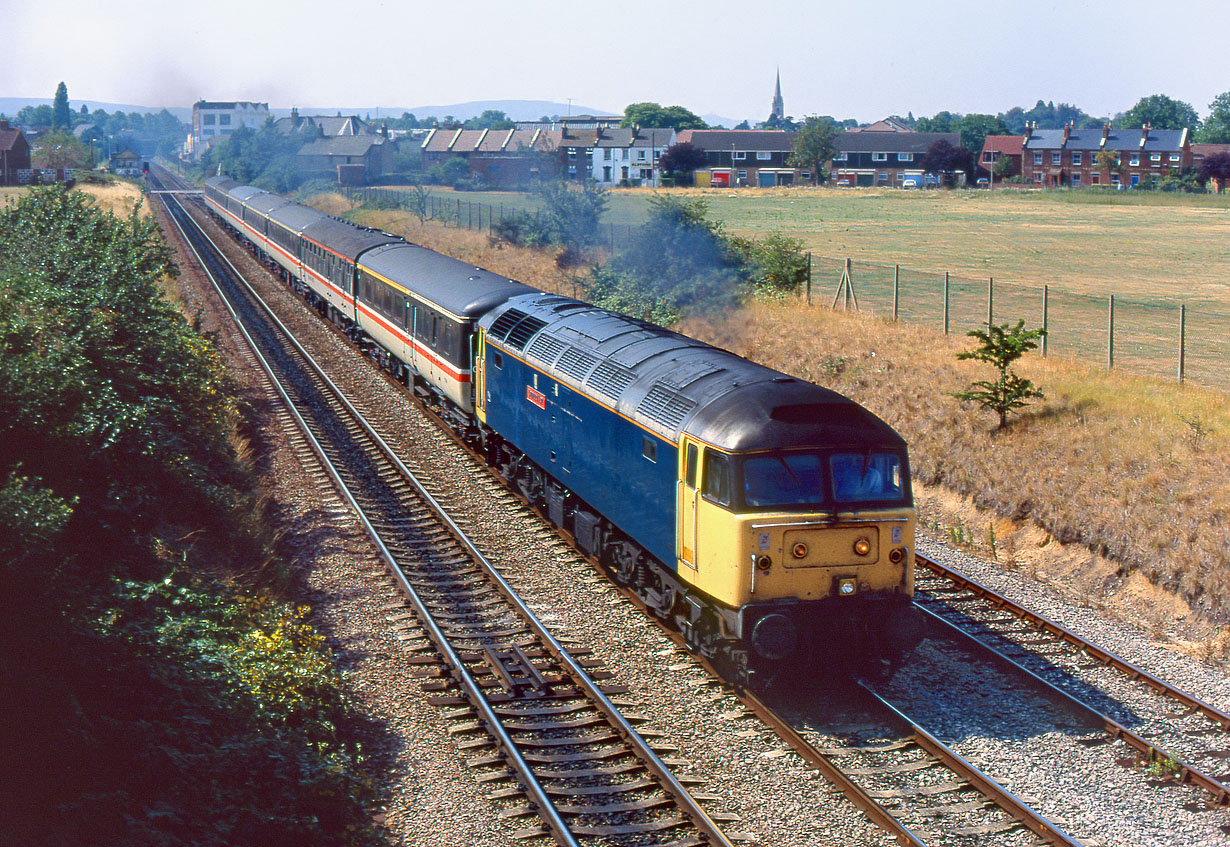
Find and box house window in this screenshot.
[568,148,577,158]
[1033,152,1043,165]
[1169,153,1180,162]
[203,114,216,125]
[568,165,576,174]
[1129,153,1140,166]
[1150,153,1161,162]
[733,151,746,160]
[737,169,747,179]
[637,149,646,160]
[603,148,611,160]
[1072,173,1081,185]
[801,171,811,180]
[756,151,771,160]
[1092,172,1101,185]
[1051,152,1061,166]
[1033,173,1044,183]
[220,114,231,125]
[898,153,913,162]
[872,152,887,161]
[834,152,848,161]
[1072,152,1082,166]
[1112,174,1121,184]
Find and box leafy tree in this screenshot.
[956,114,1010,160]
[31,130,91,169]
[920,139,973,182]
[426,155,470,186]
[52,81,71,130]
[914,111,959,133]
[993,154,1016,179]
[1119,93,1200,131]
[1196,91,1230,143]
[1197,151,1230,187]
[465,109,515,130]
[953,321,1046,429]
[537,179,609,252]
[1094,149,1122,179]
[658,141,707,176]
[789,115,840,184]
[621,102,706,129]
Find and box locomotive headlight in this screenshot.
[791,542,808,559]
[838,578,858,596]
[853,537,872,556]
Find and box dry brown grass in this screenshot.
[1,181,149,218]
[315,200,1230,647]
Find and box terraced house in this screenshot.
[830,128,962,187]
[1021,122,1191,188]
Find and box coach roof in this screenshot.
[359,243,536,318]
[302,218,401,260]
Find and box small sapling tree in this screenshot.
[953,320,1046,429]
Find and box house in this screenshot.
[0,119,32,185]
[590,127,675,186]
[849,117,913,133]
[831,130,962,187]
[1191,143,1230,192]
[296,134,393,183]
[979,135,1024,180]
[275,108,373,137]
[188,100,270,159]
[110,149,142,176]
[675,129,801,187]
[420,127,559,186]
[1021,122,1191,188]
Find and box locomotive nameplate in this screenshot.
[526,385,546,410]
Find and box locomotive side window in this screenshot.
[685,443,698,488]
[702,449,731,506]
[642,437,657,463]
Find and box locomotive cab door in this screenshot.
[677,437,701,572]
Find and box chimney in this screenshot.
[1102,122,1110,140]
[1141,123,1150,147]
[1024,121,1033,140]
[0,119,8,130]
[1062,122,1071,143]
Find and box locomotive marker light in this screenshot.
[853,537,872,557]
[791,542,809,559]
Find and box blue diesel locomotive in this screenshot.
[202,176,919,681]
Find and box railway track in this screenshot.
[151,171,738,847]
[150,166,1225,845]
[914,552,1230,809]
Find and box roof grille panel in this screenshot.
[556,347,599,382]
[638,384,697,432]
[489,308,527,341]
[586,361,635,402]
[527,333,567,366]
[505,315,547,350]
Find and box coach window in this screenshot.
[702,449,731,506]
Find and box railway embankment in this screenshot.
[0,187,385,844]
[324,194,1230,663]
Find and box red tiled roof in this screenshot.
[981,135,1024,156]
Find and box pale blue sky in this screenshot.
[7,0,1229,123]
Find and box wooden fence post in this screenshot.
[892,264,899,321]
[806,252,812,306]
[987,277,994,327]
[943,272,950,335]
[1178,303,1186,383]
[1107,294,1115,370]
[1041,284,1049,357]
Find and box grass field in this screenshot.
[2,180,148,218]
[405,185,1230,303]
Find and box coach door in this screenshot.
[677,437,701,572]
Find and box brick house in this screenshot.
[831,129,962,187]
[296,134,393,183]
[676,129,802,187]
[0,119,32,185]
[1021,122,1191,188]
[1191,143,1230,192]
[421,127,560,186]
[978,135,1024,180]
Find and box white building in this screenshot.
[590,127,675,186]
[187,100,270,159]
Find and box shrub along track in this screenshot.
[153,174,740,847]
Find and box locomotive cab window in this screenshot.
[685,443,698,488]
[830,452,905,504]
[702,449,731,506]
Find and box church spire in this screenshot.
[769,68,784,123]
